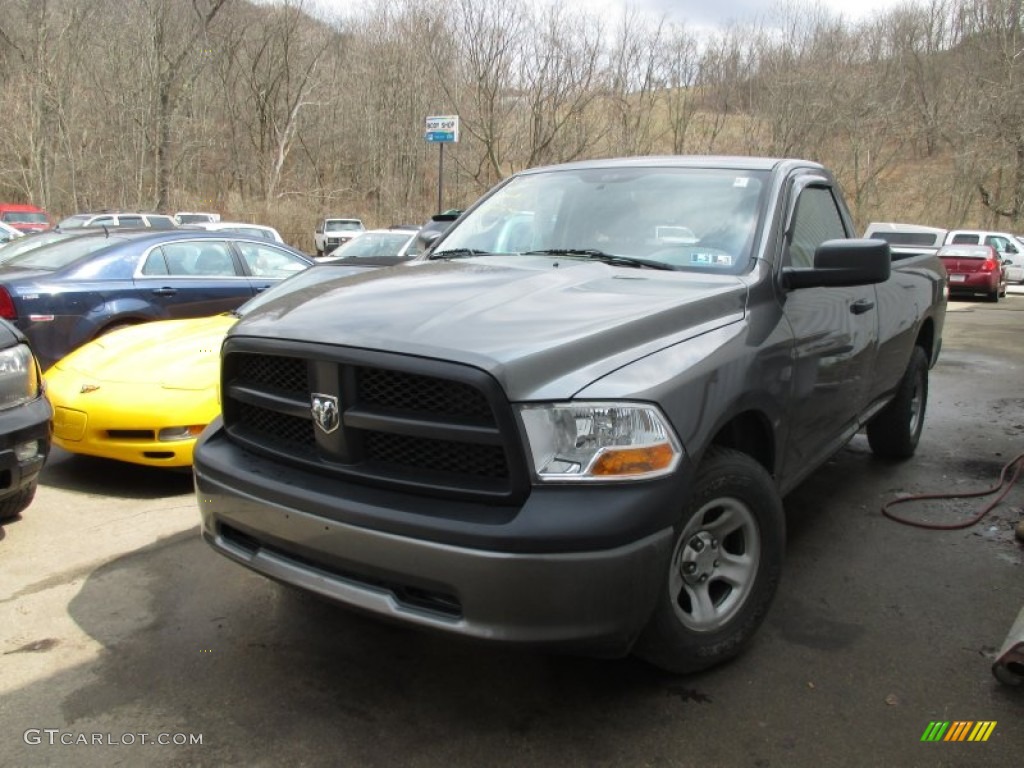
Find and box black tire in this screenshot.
[0,481,37,522]
[866,346,928,459]
[632,447,785,675]
[316,248,323,258]
[988,288,1000,302]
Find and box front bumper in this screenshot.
[194,424,684,655]
[0,394,52,501]
[47,374,216,468]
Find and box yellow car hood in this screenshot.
[50,315,236,390]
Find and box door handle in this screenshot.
[850,299,875,315]
[151,287,177,296]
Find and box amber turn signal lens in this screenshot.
[589,443,676,476]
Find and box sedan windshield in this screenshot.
[438,166,769,274]
[332,232,414,259]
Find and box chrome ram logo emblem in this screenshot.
[310,393,340,434]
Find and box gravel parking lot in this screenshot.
[1,297,1022,767]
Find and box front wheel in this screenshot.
[632,447,785,675]
[866,346,928,459]
[0,481,37,522]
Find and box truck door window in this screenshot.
[787,186,846,269]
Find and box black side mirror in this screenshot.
[782,239,891,289]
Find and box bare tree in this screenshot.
[605,7,666,156]
[0,0,97,209]
[215,0,332,202]
[129,0,228,211]
[951,0,1024,225]
[427,0,525,188]
[512,2,605,169]
[661,23,702,155]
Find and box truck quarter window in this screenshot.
[787,186,846,269]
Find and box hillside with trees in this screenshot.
[0,0,1022,249]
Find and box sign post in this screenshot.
[424,115,459,214]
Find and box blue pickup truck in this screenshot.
[194,156,948,673]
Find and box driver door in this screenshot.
[779,179,881,478]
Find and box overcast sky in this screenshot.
[309,0,916,30]
[567,0,912,28]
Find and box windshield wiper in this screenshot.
[523,249,677,271]
[428,248,491,260]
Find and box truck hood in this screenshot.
[230,255,747,400]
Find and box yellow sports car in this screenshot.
[46,315,235,467]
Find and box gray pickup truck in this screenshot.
[194,156,948,673]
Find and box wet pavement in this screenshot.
[1,296,1022,767]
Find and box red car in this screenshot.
[0,203,53,234]
[937,243,1007,301]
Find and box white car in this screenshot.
[1011,236,1024,283]
[184,221,285,244]
[174,211,221,225]
[323,227,419,264]
[0,220,23,243]
[314,217,365,256]
[863,222,947,259]
[57,212,177,230]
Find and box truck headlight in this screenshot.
[518,402,682,482]
[0,344,39,410]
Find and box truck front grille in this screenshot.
[220,345,528,503]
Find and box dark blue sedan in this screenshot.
[0,229,312,369]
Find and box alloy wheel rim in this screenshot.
[669,496,760,632]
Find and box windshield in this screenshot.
[231,227,275,241]
[58,216,86,228]
[2,211,49,224]
[325,220,363,232]
[331,232,414,258]
[1,235,117,270]
[439,166,769,274]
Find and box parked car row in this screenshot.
[865,221,1024,302]
[0,228,312,369]
[0,208,462,523]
